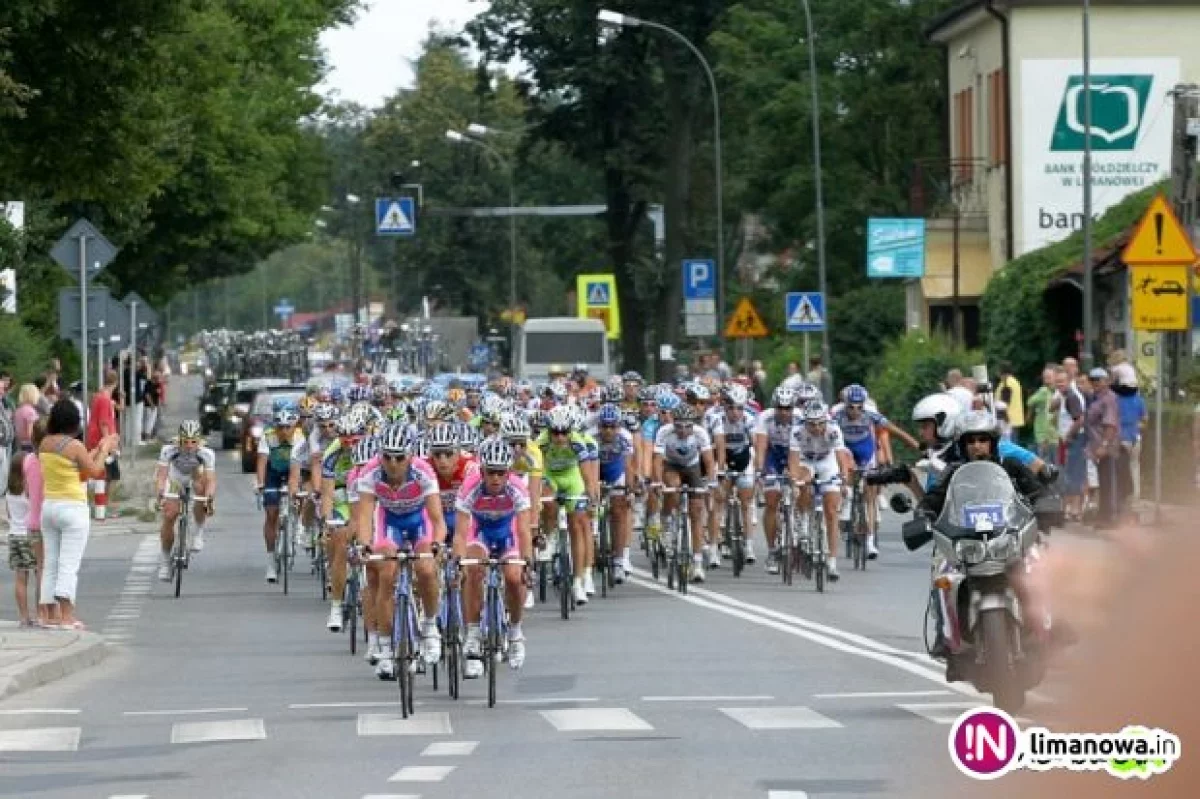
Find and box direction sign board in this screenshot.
[867,218,926,278]
[1130,264,1190,331]
[724,297,769,339]
[58,286,128,345]
[1122,195,1198,266]
[50,218,119,279]
[682,258,717,337]
[785,292,826,332]
[376,197,416,236]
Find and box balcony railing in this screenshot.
[909,157,993,219]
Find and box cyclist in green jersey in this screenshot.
[535,406,599,605]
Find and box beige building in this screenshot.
[920,0,1200,345]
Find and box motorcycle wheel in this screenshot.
[978,609,1025,714]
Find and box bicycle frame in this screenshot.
[458,552,527,709]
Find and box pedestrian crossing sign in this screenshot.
[785,292,825,332]
[724,297,769,339]
[575,274,621,339]
[586,282,610,306]
[375,197,416,237]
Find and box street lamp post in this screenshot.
[597,10,727,352]
[345,193,362,334]
[446,129,519,368]
[1080,0,1095,370]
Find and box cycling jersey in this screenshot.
[791,421,846,494]
[595,428,635,485]
[702,405,723,439]
[711,409,756,456]
[533,430,595,510]
[456,470,530,558]
[259,426,303,506]
[654,424,713,469]
[355,458,439,548]
[640,415,661,444]
[753,409,796,475]
[157,444,216,485]
[833,407,886,467]
[321,440,357,519]
[511,441,544,483]
[424,453,478,539]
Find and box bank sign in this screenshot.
[1019,58,1179,255]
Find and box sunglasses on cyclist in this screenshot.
[485,468,508,477]
[430,449,456,459]
[381,452,409,462]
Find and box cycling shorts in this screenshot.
[724,449,754,489]
[796,454,842,496]
[374,507,429,550]
[545,471,589,512]
[846,439,877,470]
[262,468,289,507]
[163,476,200,500]
[761,445,789,479]
[664,462,705,490]
[463,522,519,562]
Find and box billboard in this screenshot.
[867,218,926,278]
[1019,58,1179,255]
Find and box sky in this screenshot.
[318,0,483,108]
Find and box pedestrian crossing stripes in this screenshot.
[388,765,456,782]
[102,535,158,645]
[0,702,1013,752]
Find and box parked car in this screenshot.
[221,378,291,450]
[199,381,233,435]
[240,385,307,473]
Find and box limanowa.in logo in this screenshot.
[1050,74,1155,151]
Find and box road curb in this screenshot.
[0,632,109,702]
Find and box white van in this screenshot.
[517,317,610,382]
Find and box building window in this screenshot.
[930,302,981,349]
[953,87,975,179]
[988,69,1008,167]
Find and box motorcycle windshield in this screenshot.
[936,461,1032,538]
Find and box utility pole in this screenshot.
[1169,85,1200,392]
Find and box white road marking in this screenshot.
[814,690,953,699]
[125,707,249,717]
[289,701,405,709]
[0,708,81,715]
[170,718,266,744]
[420,741,478,756]
[897,702,994,725]
[107,613,141,620]
[108,795,150,799]
[0,727,82,752]
[642,695,774,702]
[464,696,599,706]
[540,707,654,732]
[103,535,158,642]
[362,795,421,799]
[388,765,457,782]
[720,706,842,730]
[358,712,452,736]
[768,792,809,799]
[628,571,983,699]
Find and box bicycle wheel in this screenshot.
[730,504,745,578]
[558,530,572,620]
[598,513,610,598]
[538,559,548,603]
[486,585,500,708]
[814,514,826,593]
[853,491,868,571]
[346,578,358,655]
[780,508,793,586]
[318,549,328,601]
[397,593,412,716]
[446,588,461,700]
[174,516,188,598]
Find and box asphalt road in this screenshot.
[0,376,1010,799]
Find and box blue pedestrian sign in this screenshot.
[274,300,295,319]
[682,259,715,300]
[376,197,416,237]
[785,292,825,332]
[585,281,610,306]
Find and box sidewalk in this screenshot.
[0,620,107,701]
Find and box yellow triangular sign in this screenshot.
[724,297,769,338]
[1122,194,1198,266]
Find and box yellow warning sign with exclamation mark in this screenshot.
[1122,195,1198,266]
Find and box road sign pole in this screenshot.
[803,334,810,382]
[79,234,90,425]
[97,334,104,393]
[1154,330,1164,523]
[129,300,141,449]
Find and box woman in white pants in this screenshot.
[38,399,118,629]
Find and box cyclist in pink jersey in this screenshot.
[454,438,533,675]
[355,424,446,681]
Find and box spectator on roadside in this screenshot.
[1085,368,1120,529]
[996,361,1025,442]
[142,369,162,443]
[943,368,963,391]
[87,370,121,497]
[806,356,828,400]
[6,446,43,627]
[33,376,52,416]
[1055,365,1087,521]
[1114,366,1146,509]
[13,383,41,452]
[1025,365,1061,464]
[39,399,119,630]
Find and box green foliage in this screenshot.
[868,331,982,423]
[981,183,1164,385]
[0,314,50,385]
[829,284,905,386]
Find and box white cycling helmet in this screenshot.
[478,437,515,471]
[179,419,203,439]
[380,422,416,455]
[352,436,380,466]
[499,412,531,441]
[801,401,828,423]
[772,386,798,408]
[547,406,573,433]
[721,384,749,407]
[426,424,459,451]
[796,383,821,404]
[274,408,300,427]
[912,393,963,442]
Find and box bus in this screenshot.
[516,317,610,382]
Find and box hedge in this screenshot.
[0,315,51,386]
[867,330,983,443]
[980,183,1165,386]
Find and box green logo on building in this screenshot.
[1050,74,1154,151]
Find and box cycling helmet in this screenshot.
[597,404,622,427]
[602,384,623,403]
[637,386,657,403]
[337,410,367,437]
[956,410,999,441]
[179,419,203,439]
[796,383,821,404]
[274,408,300,427]
[685,383,711,403]
[657,392,682,413]
[352,435,380,466]
[622,370,643,385]
[912,393,963,442]
[844,384,869,406]
[621,410,640,432]
[380,422,416,455]
[780,374,806,392]
[801,401,829,423]
[772,386,798,408]
[314,403,338,422]
[500,413,532,441]
[722,384,749,407]
[478,437,515,471]
[456,423,480,452]
[298,396,318,415]
[426,423,460,451]
[673,405,698,424]
[423,400,456,423]
[547,406,574,433]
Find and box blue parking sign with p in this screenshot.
[682,259,716,300]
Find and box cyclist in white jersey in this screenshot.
[790,401,851,581]
[154,420,217,580]
[753,386,799,575]
[652,404,716,582]
[710,384,758,565]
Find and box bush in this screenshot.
[0,315,51,385]
[868,331,983,426]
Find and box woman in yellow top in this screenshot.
[38,399,120,629]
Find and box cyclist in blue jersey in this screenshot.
[753,386,800,575]
[594,404,637,582]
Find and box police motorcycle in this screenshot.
[901,460,1062,713]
